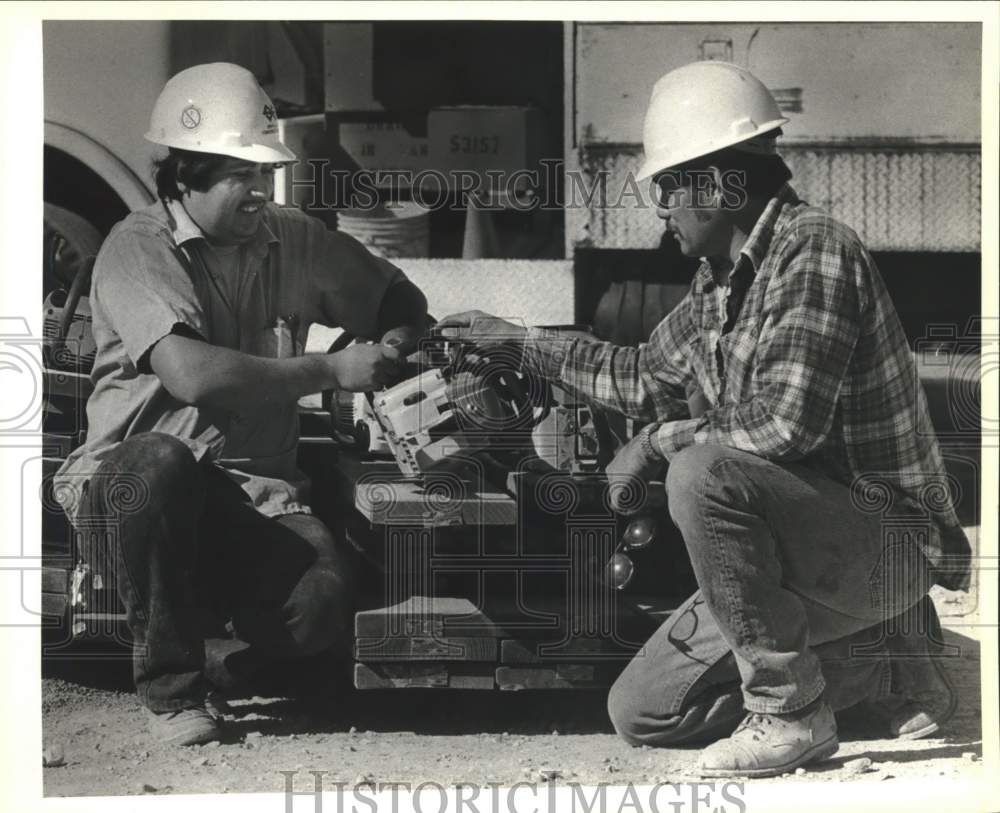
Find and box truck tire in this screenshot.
[43,202,103,295]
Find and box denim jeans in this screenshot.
[608,444,934,745]
[72,433,357,712]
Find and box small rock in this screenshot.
[93,742,102,752]
[348,745,357,752]
[42,745,65,768]
[551,729,560,736]
[962,752,979,762]
[348,726,358,735]
[880,774,895,781]
[246,731,262,739]
[794,767,807,776]
[193,756,209,767]
[139,751,150,760]
[205,741,220,749]
[244,742,255,751]
[140,783,158,794]
[537,768,562,782]
[601,757,612,764]
[844,757,873,775]
[607,764,618,774]
[501,731,509,737]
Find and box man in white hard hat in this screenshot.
[439,61,969,776]
[55,63,428,746]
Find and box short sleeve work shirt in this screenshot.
[56,200,404,519]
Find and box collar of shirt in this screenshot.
[162,198,279,260]
[696,183,799,293]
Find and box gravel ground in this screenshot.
[41,589,984,797]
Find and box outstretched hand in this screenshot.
[435,310,528,352]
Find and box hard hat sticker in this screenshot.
[262,104,276,123]
[181,106,202,129]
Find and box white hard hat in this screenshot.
[637,61,788,181]
[145,62,296,164]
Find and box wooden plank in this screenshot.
[500,637,637,664]
[354,594,675,641]
[41,433,75,458]
[355,597,502,638]
[353,663,495,690]
[42,567,68,593]
[496,664,619,690]
[355,636,497,662]
[355,480,516,527]
[41,593,67,618]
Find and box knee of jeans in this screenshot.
[284,566,352,656]
[666,445,737,524]
[607,675,648,746]
[118,433,202,494]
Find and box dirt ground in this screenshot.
[41,585,984,797]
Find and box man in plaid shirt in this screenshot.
[440,61,971,777]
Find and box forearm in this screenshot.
[523,327,689,422]
[150,334,336,413]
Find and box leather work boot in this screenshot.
[145,705,221,747]
[697,698,839,778]
[883,595,958,739]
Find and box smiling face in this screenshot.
[179,158,277,246]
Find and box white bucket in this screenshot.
[337,201,431,258]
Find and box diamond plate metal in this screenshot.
[568,145,981,253]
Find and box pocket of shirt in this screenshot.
[253,316,299,359]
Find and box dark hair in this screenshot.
[661,137,793,203]
[152,148,231,201]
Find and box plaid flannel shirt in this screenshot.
[525,184,970,590]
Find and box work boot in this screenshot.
[204,689,234,720]
[697,698,838,778]
[882,595,958,739]
[145,705,221,747]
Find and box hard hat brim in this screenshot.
[144,133,298,164]
[636,118,788,182]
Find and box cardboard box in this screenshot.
[428,106,543,193]
[338,122,429,175]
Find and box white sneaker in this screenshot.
[697,699,839,778]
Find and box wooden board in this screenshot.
[41,592,67,618]
[500,637,638,664]
[42,567,68,593]
[355,479,516,527]
[355,597,502,638]
[496,664,620,690]
[354,662,495,690]
[354,594,676,641]
[355,636,497,662]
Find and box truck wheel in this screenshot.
[43,202,103,295]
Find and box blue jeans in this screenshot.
[608,444,933,745]
[71,433,357,712]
